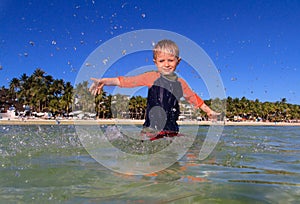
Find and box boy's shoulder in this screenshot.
[142,70,161,78]
[177,76,188,85]
[144,70,159,74]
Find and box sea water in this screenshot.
[0,125,299,203]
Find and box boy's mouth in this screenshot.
[162,67,172,71]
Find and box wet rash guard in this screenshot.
[118,71,204,132]
[144,73,183,132]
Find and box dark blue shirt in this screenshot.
[143,74,183,132]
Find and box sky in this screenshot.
[0,0,300,104]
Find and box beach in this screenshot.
[1,118,300,126]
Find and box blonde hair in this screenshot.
[153,39,179,59]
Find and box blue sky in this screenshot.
[0,0,300,104]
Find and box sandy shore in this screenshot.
[1,118,300,126]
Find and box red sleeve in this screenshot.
[178,78,204,108]
[118,71,160,88]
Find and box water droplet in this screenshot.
[141,13,146,18]
[121,2,128,8]
[102,58,109,65]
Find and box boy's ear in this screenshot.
[177,57,181,65]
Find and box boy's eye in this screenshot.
[158,59,174,63]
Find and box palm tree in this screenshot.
[18,74,31,106]
[60,82,73,114]
[48,79,65,112]
[9,77,20,100]
[129,96,137,119]
[226,97,234,120]
[73,81,95,113]
[32,68,46,79]
[111,94,130,118]
[30,69,47,112]
[94,90,110,119]
[19,73,28,83]
[251,99,261,120]
[136,96,147,119]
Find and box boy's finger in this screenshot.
[89,83,96,92]
[97,84,104,94]
[90,77,99,82]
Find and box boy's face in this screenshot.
[153,51,181,75]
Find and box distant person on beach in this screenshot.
[89,39,220,139]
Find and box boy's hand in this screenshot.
[89,78,104,95]
[207,110,221,121]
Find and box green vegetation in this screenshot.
[1,68,299,122]
[3,68,73,115]
[207,96,300,122]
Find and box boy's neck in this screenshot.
[161,72,177,81]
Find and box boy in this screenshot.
[89,39,219,140]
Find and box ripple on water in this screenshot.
[0,125,299,203]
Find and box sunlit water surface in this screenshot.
[0,125,299,203]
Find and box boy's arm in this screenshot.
[118,71,160,88]
[89,71,159,95]
[89,77,120,95]
[178,78,220,120]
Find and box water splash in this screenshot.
[0,125,81,158]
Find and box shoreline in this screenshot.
[1,118,300,126]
